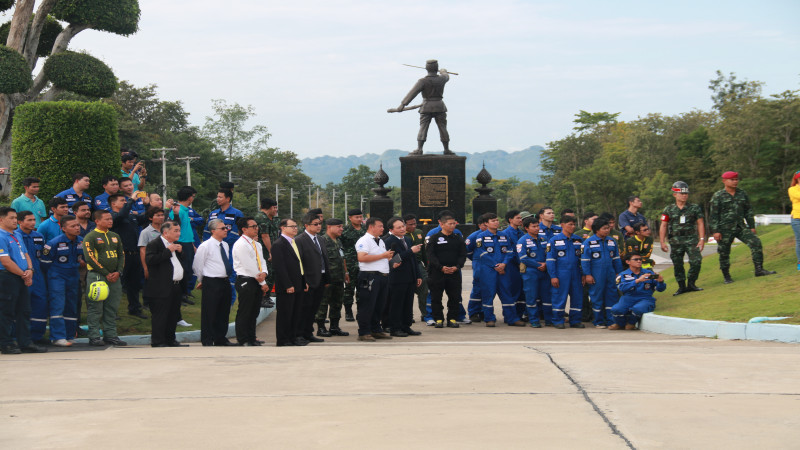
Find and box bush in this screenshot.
[52,0,140,36]
[0,45,32,94]
[10,101,120,200]
[0,15,64,57]
[43,51,117,97]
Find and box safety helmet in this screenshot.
[671,181,689,194]
[88,281,110,302]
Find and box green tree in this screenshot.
[202,99,270,161]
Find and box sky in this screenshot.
[20,0,800,158]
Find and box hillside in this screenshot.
[300,146,544,185]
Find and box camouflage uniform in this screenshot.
[316,233,347,321]
[625,235,655,268]
[254,212,280,291]
[409,228,428,318]
[661,203,704,283]
[709,188,763,272]
[340,224,366,308]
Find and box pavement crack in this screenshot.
[526,346,636,450]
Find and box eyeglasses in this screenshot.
[310,222,322,226]
[242,224,258,229]
[630,258,642,262]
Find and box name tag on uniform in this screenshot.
[554,240,565,246]
[680,215,686,224]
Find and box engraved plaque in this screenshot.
[419,176,448,207]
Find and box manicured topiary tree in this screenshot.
[0,45,31,94]
[0,0,140,194]
[10,101,119,200]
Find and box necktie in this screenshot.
[251,239,263,272]
[313,235,325,272]
[290,239,304,276]
[400,236,408,250]
[374,237,380,245]
[220,242,233,277]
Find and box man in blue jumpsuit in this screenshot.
[611,252,666,330]
[38,197,70,243]
[517,215,551,328]
[204,189,243,304]
[54,172,92,213]
[501,210,527,320]
[538,206,561,242]
[465,214,488,322]
[17,211,48,343]
[474,213,524,327]
[93,176,120,211]
[580,217,623,328]
[422,210,469,325]
[41,216,84,345]
[546,215,585,329]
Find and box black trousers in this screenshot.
[0,272,31,348]
[122,250,143,314]
[276,288,303,345]
[151,282,182,346]
[429,272,463,322]
[200,277,231,345]
[300,283,325,338]
[356,272,388,336]
[235,276,262,344]
[388,281,415,331]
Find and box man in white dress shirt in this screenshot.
[232,217,268,346]
[355,217,395,341]
[193,219,235,346]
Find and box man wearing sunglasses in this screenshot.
[610,252,665,330]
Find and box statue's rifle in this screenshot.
[387,104,421,113]
[402,64,459,75]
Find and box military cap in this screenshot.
[721,171,739,179]
[347,208,363,217]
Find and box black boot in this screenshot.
[755,264,776,277]
[673,280,687,296]
[316,320,332,337]
[686,279,703,292]
[722,269,734,284]
[443,141,455,155]
[344,304,355,322]
[329,319,349,336]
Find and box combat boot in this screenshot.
[686,279,703,292]
[316,320,332,337]
[442,141,455,155]
[673,281,687,296]
[410,140,425,155]
[344,304,355,322]
[754,264,776,277]
[329,319,349,336]
[722,269,734,284]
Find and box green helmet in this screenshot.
[671,181,689,194]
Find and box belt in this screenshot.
[670,230,695,237]
[172,280,181,285]
[361,271,388,277]
[205,276,229,281]
[237,275,256,280]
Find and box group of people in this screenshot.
[0,165,783,353]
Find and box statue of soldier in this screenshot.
[394,60,454,155]
[659,181,705,296]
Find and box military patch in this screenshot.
[529,251,536,258]
[111,237,118,243]
[575,248,581,256]
[557,250,565,257]
[516,244,522,252]
[660,213,669,222]
[476,239,482,247]
[465,238,471,245]
[58,256,68,263]
[486,247,494,253]
[608,241,615,247]
[546,243,551,252]
[615,275,621,284]
[42,245,50,255]
[96,238,104,244]
[500,247,507,253]
[592,252,600,259]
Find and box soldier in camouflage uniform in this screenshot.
[315,219,350,337]
[709,171,776,283]
[404,214,428,320]
[659,181,705,295]
[254,198,280,306]
[340,209,366,321]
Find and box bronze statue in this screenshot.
[388,60,455,156]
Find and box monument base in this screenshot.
[399,154,466,226]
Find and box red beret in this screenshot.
[721,171,739,179]
[793,171,800,181]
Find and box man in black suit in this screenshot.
[295,212,330,343]
[382,216,423,337]
[144,221,188,347]
[272,218,308,346]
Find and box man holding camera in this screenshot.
[610,252,666,330]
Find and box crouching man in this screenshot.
[610,252,666,330]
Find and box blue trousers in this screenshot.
[550,269,583,325]
[467,266,482,317]
[506,264,527,318]
[479,265,520,324]
[47,269,80,341]
[611,296,655,327]
[522,271,553,325]
[587,268,619,326]
[28,270,48,341]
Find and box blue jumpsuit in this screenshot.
[517,233,552,326]
[612,268,666,327]
[501,226,526,318]
[465,229,483,318]
[41,234,83,341]
[580,234,623,326]
[54,187,92,214]
[94,192,112,211]
[20,230,48,341]
[546,232,584,326]
[474,230,520,324]
[204,205,244,304]
[539,223,562,242]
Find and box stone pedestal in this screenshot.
[399,154,466,226]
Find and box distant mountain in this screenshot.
[300,146,544,185]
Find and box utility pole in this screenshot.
[305,184,313,210]
[331,189,336,218]
[256,179,269,210]
[150,147,176,200]
[289,187,298,219]
[344,192,351,220]
[316,188,320,208]
[175,156,199,186]
[360,195,366,214]
[275,184,286,209]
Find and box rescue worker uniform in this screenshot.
[546,232,584,327]
[474,229,519,324]
[578,227,594,323]
[54,187,91,214]
[538,222,561,242]
[19,229,48,341]
[501,226,526,319]
[580,234,623,327]
[41,234,83,342]
[612,268,666,327]
[465,229,484,320]
[517,233,552,327]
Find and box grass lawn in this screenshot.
[655,225,800,324]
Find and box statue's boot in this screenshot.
[443,141,455,155]
[410,140,424,155]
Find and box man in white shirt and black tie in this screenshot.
[192,218,235,346]
[295,212,330,343]
[355,217,395,342]
[232,217,268,346]
[144,221,188,347]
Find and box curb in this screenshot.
[72,305,275,346]
[639,313,800,343]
